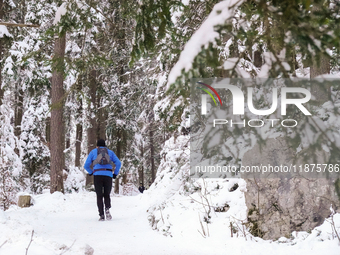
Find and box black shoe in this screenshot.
[99,215,105,221]
[105,208,112,220]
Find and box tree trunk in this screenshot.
[96,83,106,140]
[75,124,82,167]
[45,117,50,147]
[254,50,262,68]
[85,69,98,187]
[0,0,4,106]
[114,176,120,194]
[150,127,155,183]
[97,107,106,139]
[14,85,23,138]
[50,34,66,194]
[65,105,71,152]
[310,55,330,78]
[87,69,97,152]
[14,85,23,156]
[310,55,331,105]
[65,137,70,149]
[310,4,330,80]
[114,129,121,194]
[75,76,82,167]
[13,1,25,155]
[122,172,127,184]
[139,143,144,187]
[64,105,71,169]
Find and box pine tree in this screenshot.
[50,30,66,193]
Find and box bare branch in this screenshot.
[0,22,39,28]
[0,240,8,249]
[60,239,77,255]
[25,230,34,255]
[159,206,165,224]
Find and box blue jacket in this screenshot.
[84,147,121,177]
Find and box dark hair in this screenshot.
[97,139,106,147]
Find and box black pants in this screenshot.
[94,175,112,216]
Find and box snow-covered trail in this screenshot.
[1,192,340,255]
[0,192,226,255]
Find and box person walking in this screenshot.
[138,184,145,193]
[84,139,121,221]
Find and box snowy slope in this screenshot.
[0,191,339,255]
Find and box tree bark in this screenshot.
[14,85,23,155]
[254,50,263,68]
[14,73,24,138]
[50,34,66,194]
[45,117,50,147]
[97,104,106,139]
[75,74,83,167]
[65,136,70,150]
[149,127,155,183]
[64,106,71,156]
[139,143,144,186]
[75,123,82,167]
[13,1,25,155]
[310,4,330,80]
[85,69,98,187]
[310,55,330,78]
[122,172,127,185]
[0,0,4,106]
[95,71,106,140]
[310,54,331,105]
[87,69,97,153]
[147,101,156,183]
[0,22,39,27]
[114,129,121,194]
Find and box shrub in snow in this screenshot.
[64,166,85,193]
[0,99,23,210]
[122,183,140,196]
[143,125,248,239]
[21,94,50,194]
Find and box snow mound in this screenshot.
[140,129,340,254]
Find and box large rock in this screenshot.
[242,137,340,239]
[18,195,31,208]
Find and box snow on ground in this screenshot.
[0,190,339,255]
